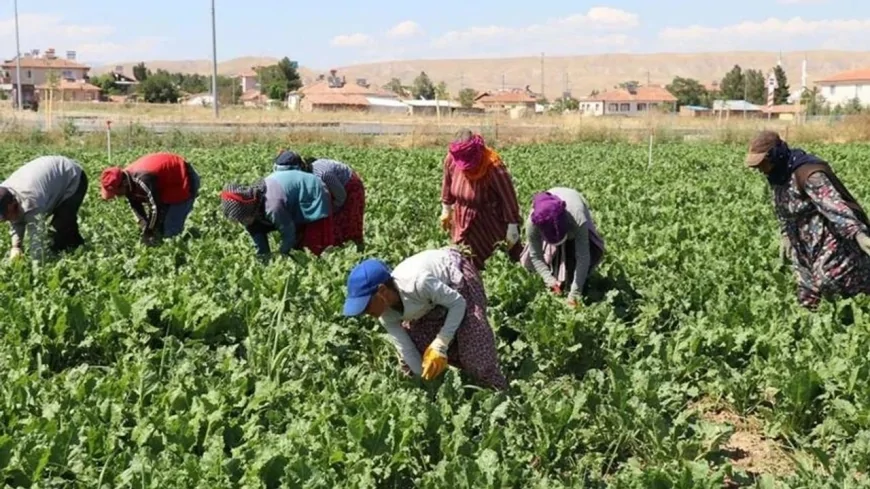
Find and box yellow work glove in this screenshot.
[439,204,453,232]
[8,247,23,261]
[506,223,520,247]
[421,337,449,381]
[857,232,870,256]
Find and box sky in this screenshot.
[0,0,869,69]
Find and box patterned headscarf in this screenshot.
[220,181,265,222]
[531,192,569,244]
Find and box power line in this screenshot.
[210,0,219,118]
[13,0,22,111]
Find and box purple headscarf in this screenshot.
[531,192,568,244]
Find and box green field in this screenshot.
[2,140,870,488]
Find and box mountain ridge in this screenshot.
[90,50,870,99]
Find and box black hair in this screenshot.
[0,187,14,212]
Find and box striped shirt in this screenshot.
[312,159,353,209]
[441,154,521,268]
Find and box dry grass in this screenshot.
[1,102,869,148]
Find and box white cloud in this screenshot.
[387,21,423,38]
[326,7,639,61]
[658,17,870,50]
[429,7,639,53]
[330,33,374,47]
[0,13,164,62]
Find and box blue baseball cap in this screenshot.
[343,258,392,316]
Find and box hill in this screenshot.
[92,51,870,99]
[90,56,315,80]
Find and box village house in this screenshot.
[2,48,100,104]
[404,99,485,116]
[815,69,870,106]
[712,100,763,119]
[287,70,405,113]
[474,89,537,113]
[579,84,677,116]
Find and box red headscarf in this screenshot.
[100,167,125,200]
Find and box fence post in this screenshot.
[647,128,654,169]
[106,120,112,164]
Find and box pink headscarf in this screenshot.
[448,134,485,171]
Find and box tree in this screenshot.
[435,81,449,100]
[617,80,640,89]
[800,86,826,116]
[719,65,745,100]
[137,72,179,103]
[550,96,579,112]
[383,78,409,97]
[843,97,864,115]
[277,57,302,92]
[773,65,790,105]
[133,62,149,82]
[256,57,302,101]
[743,69,765,105]
[665,76,708,107]
[411,71,436,100]
[457,88,478,108]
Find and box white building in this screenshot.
[579,85,677,116]
[815,69,870,106]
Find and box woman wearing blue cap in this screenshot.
[274,150,366,250]
[342,247,508,390]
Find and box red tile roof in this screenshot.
[476,91,536,104]
[305,93,370,106]
[240,89,266,102]
[36,80,100,91]
[300,79,395,98]
[2,57,89,70]
[590,86,677,103]
[816,69,870,84]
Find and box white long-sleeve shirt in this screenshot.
[379,248,466,375]
[1,156,83,257]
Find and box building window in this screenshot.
[62,70,73,79]
[620,103,630,112]
[649,103,659,109]
[26,70,31,79]
[637,103,648,111]
[607,103,618,112]
[830,85,835,95]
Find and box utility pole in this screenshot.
[460,72,464,91]
[540,52,544,98]
[743,77,748,118]
[13,0,23,111]
[210,0,219,118]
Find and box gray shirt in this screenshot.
[525,187,595,297]
[1,155,83,255]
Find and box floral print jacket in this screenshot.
[774,171,870,309]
